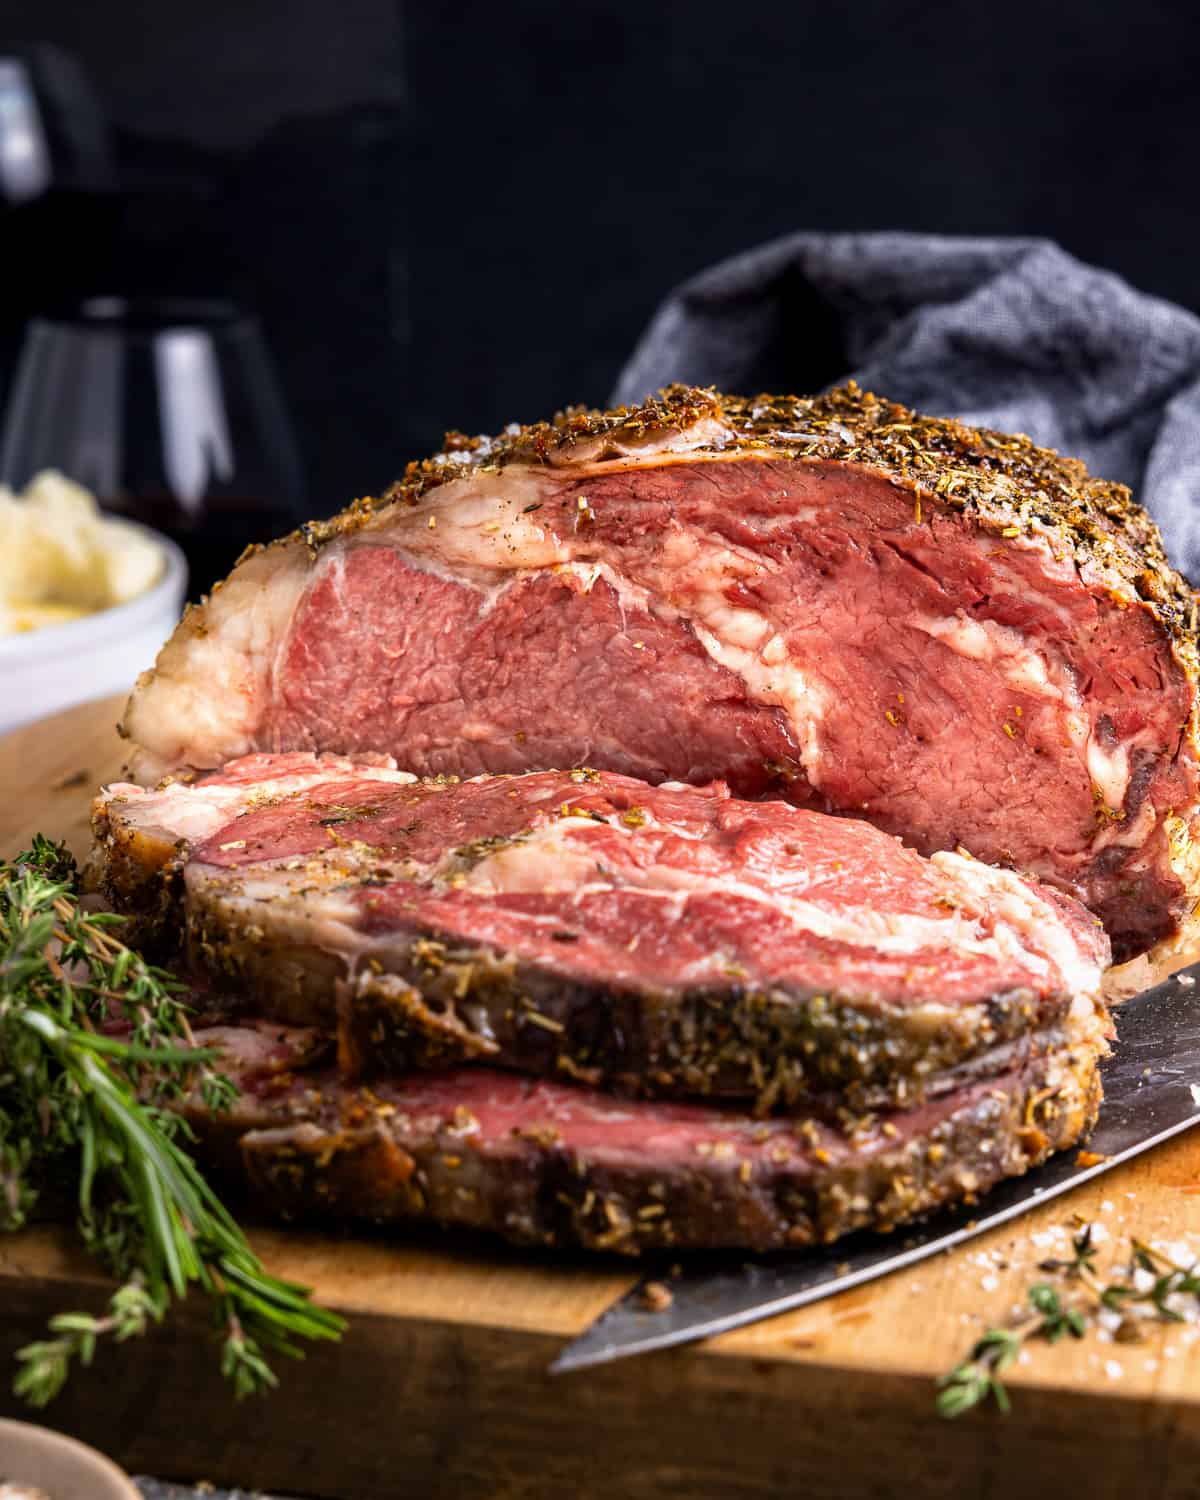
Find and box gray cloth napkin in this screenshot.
[613,232,1200,580]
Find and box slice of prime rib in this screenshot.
[181,1014,1104,1254]
[93,761,1110,1112]
[120,384,1200,961]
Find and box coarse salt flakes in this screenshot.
[1104,1360,1124,1380]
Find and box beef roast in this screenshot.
[94,761,1109,1110]
[120,385,1200,961]
[181,1015,1104,1254]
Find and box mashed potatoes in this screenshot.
[0,471,163,636]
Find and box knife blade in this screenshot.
[550,961,1200,1373]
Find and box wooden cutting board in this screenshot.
[3,695,1200,1500]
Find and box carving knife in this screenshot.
[550,964,1200,1373]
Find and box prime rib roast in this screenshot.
[120,383,1200,963]
[93,382,1196,1251]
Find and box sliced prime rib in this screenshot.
[93,761,1110,1111]
[120,384,1200,960]
[180,1015,1105,1254]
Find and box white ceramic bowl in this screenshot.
[0,1417,139,1500]
[0,523,187,737]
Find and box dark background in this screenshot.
[3,0,1199,516]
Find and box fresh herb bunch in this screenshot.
[937,1223,1200,1417]
[0,835,344,1405]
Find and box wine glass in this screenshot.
[0,297,305,595]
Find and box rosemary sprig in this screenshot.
[0,835,344,1404]
[937,1224,1200,1417]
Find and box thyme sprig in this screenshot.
[936,1281,1085,1417]
[0,836,344,1405]
[937,1224,1200,1417]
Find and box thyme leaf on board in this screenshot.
[937,1224,1200,1417]
[0,835,344,1406]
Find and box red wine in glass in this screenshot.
[0,297,305,596]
